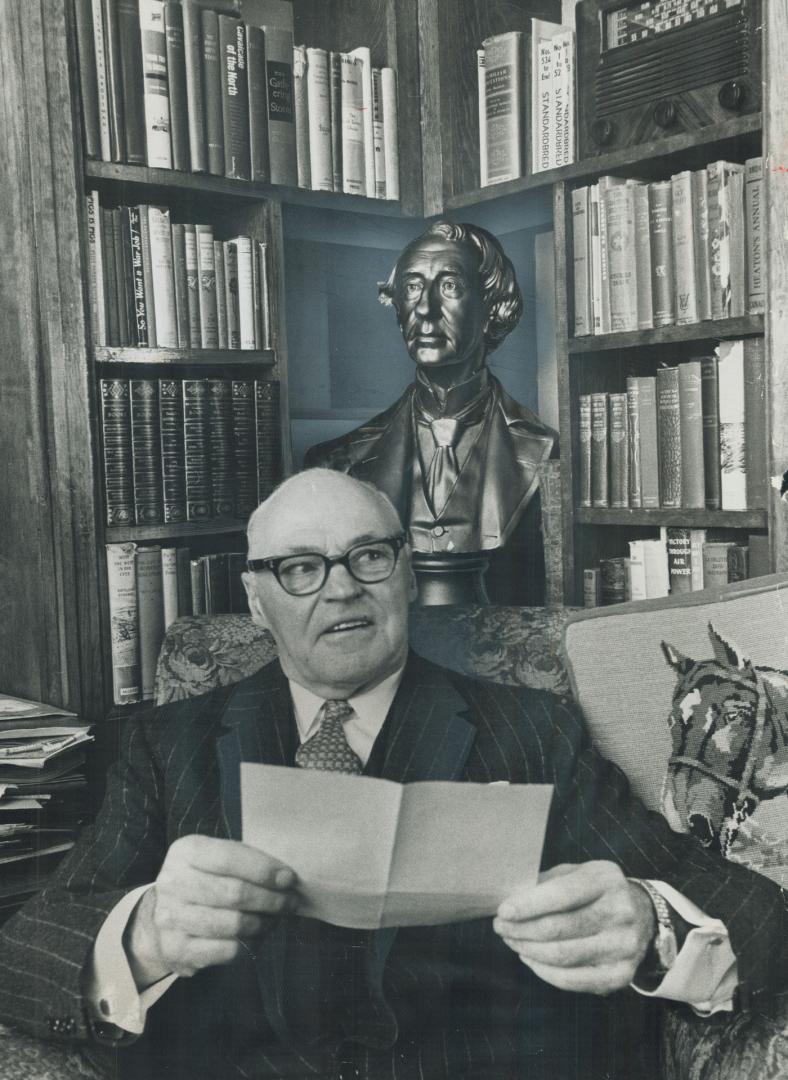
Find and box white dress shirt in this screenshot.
[84,671,738,1033]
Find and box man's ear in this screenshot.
[242,572,270,630]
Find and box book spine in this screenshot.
[195,224,218,348]
[86,191,107,346]
[637,375,660,508]
[204,552,230,614]
[348,46,375,197]
[213,240,228,348]
[265,26,297,187]
[105,542,141,704]
[183,223,201,348]
[708,161,745,319]
[201,8,224,176]
[605,183,638,332]
[608,392,629,508]
[223,241,240,348]
[702,542,734,589]
[124,206,148,346]
[665,527,692,594]
[190,558,206,614]
[181,0,206,172]
[293,44,311,188]
[599,556,627,605]
[649,181,675,327]
[689,528,707,590]
[571,186,591,336]
[380,67,399,201]
[597,177,621,334]
[656,366,682,508]
[340,54,365,195]
[90,0,112,161]
[233,236,256,348]
[626,376,642,508]
[176,546,192,615]
[170,223,190,348]
[717,339,746,509]
[74,0,101,159]
[135,546,164,700]
[306,47,333,192]
[589,185,602,333]
[254,380,281,500]
[130,379,163,523]
[102,0,126,161]
[207,379,234,517]
[745,156,765,315]
[727,544,749,583]
[532,25,552,174]
[632,182,653,330]
[590,391,609,507]
[147,205,178,347]
[247,24,270,183]
[744,335,768,510]
[100,379,134,525]
[578,394,592,507]
[558,29,575,167]
[219,15,251,180]
[477,49,488,187]
[161,546,179,629]
[483,32,523,185]
[111,209,129,345]
[231,379,257,517]
[728,169,746,318]
[164,0,189,171]
[678,360,705,509]
[329,51,343,192]
[700,355,721,509]
[139,0,172,168]
[671,171,698,325]
[583,567,601,607]
[256,241,272,350]
[101,208,119,345]
[691,168,712,321]
[182,379,211,520]
[627,541,647,601]
[158,378,186,523]
[137,205,157,346]
[371,67,386,199]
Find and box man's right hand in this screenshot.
[124,835,297,989]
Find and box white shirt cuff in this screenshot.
[631,879,738,1016]
[84,884,177,1034]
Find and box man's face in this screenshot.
[243,475,417,699]
[394,236,487,380]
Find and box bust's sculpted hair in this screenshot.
[377,219,523,352]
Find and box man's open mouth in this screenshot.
[323,619,373,635]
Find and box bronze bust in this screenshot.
[305,220,557,605]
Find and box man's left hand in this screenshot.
[493,862,657,996]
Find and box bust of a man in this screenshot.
[305,220,557,605]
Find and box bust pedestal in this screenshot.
[412,551,490,606]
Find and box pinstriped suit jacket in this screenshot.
[0,651,785,1079]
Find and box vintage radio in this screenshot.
[576,0,762,158]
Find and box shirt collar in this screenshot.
[414,366,490,419]
[289,665,406,745]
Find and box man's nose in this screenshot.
[321,560,363,599]
[415,280,439,318]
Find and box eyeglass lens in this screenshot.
[278,541,399,595]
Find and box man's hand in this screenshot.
[493,862,657,996]
[124,835,297,989]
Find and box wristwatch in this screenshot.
[633,878,678,973]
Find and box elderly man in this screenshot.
[306,220,558,605]
[0,470,785,1080]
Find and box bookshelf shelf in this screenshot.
[104,521,247,544]
[94,347,275,367]
[567,316,765,356]
[576,508,768,530]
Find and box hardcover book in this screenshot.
[181,0,207,172]
[164,0,189,171]
[147,205,178,347]
[139,0,172,169]
[632,182,653,330]
[135,545,164,700]
[231,380,257,518]
[130,379,164,524]
[380,67,399,201]
[482,32,523,185]
[717,339,746,510]
[700,355,721,510]
[105,543,142,705]
[264,25,297,187]
[745,157,765,315]
[663,527,692,595]
[254,380,281,500]
[656,366,681,508]
[677,361,704,509]
[293,44,311,189]
[159,378,186,523]
[201,8,225,175]
[340,53,365,196]
[590,392,609,508]
[182,379,212,520]
[636,375,660,509]
[625,376,641,509]
[605,184,637,333]
[671,171,698,325]
[707,160,745,319]
[578,394,592,508]
[247,23,270,182]
[571,186,591,336]
[116,0,146,165]
[648,181,675,327]
[306,47,333,192]
[195,224,219,348]
[371,67,386,199]
[608,393,629,509]
[219,14,251,180]
[99,379,134,526]
[347,46,375,198]
[207,379,234,518]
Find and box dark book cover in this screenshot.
[264,25,297,187]
[182,379,212,520]
[219,15,251,180]
[599,557,627,606]
[182,223,202,348]
[181,0,206,172]
[158,378,186,523]
[254,380,281,501]
[608,393,629,509]
[101,208,120,346]
[590,392,608,508]
[190,557,206,614]
[656,367,682,509]
[578,394,592,508]
[665,527,692,594]
[102,0,126,161]
[116,0,146,164]
[727,544,749,583]
[207,379,235,518]
[99,379,134,526]
[73,0,100,159]
[204,552,230,614]
[164,1,190,171]
[201,8,225,176]
[700,355,721,510]
[111,208,130,346]
[170,223,190,348]
[231,380,257,518]
[123,206,148,346]
[678,360,705,509]
[176,546,193,616]
[247,23,270,182]
[744,336,769,510]
[137,205,157,346]
[625,376,641,508]
[648,181,675,327]
[130,379,164,524]
[329,50,342,192]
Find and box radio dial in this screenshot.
[653,100,678,129]
[591,118,616,147]
[718,80,747,111]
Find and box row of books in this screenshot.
[584,529,769,607]
[478,19,576,187]
[99,377,281,527]
[106,543,249,705]
[75,0,398,198]
[87,195,272,350]
[578,341,767,513]
[572,158,763,337]
[0,694,91,921]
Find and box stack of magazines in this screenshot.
[0,694,92,922]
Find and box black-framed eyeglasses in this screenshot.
[247,534,407,596]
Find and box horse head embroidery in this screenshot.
[660,624,788,858]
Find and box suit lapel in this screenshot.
[348,391,415,524]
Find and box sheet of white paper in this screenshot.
[241,763,552,930]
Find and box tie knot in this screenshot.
[430,417,461,449]
[322,699,353,723]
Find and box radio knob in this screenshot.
[653,100,678,129]
[719,80,747,111]
[591,118,615,147]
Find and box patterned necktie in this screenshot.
[426,417,462,517]
[294,699,363,774]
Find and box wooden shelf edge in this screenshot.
[94,347,275,366]
[567,315,764,354]
[575,508,768,528]
[104,521,248,543]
